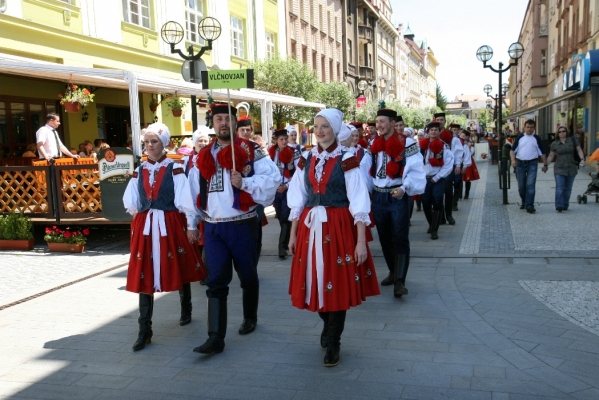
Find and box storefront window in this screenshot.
[0,102,7,161]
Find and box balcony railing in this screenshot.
[359,65,374,80]
[358,25,373,43]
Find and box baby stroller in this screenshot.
[577,171,599,204]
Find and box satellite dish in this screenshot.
[181,59,207,83]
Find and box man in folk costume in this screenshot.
[449,123,465,210]
[436,113,463,225]
[366,121,378,146]
[123,123,206,351]
[236,116,253,140]
[420,121,454,240]
[370,109,426,297]
[187,104,280,355]
[269,128,301,259]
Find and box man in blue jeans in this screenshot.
[510,119,548,214]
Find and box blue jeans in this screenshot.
[372,190,411,272]
[555,174,576,210]
[516,160,538,209]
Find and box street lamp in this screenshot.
[160,18,222,130]
[476,42,524,205]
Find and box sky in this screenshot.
[389,0,529,101]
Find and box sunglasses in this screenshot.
[558,130,566,133]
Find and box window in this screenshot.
[319,5,323,30]
[185,0,205,45]
[347,39,352,64]
[540,49,547,77]
[231,16,245,58]
[122,0,151,29]
[266,31,276,58]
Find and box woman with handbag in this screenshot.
[546,127,586,212]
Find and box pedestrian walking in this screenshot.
[510,119,548,214]
[420,122,454,240]
[449,123,464,210]
[269,128,300,259]
[545,126,586,212]
[370,109,425,297]
[287,108,379,367]
[188,104,280,355]
[436,114,463,225]
[460,132,479,199]
[123,122,206,351]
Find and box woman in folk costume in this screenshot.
[285,124,305,153]
[460,132,479,199]
[123,123,206,351]
[269,128,301,259]
[287,109,379,368]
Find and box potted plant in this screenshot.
[149,97,160,112]
[0,212,35,251]
[44,226,90,253]
[165,96,188,117]
[58,84,95,113]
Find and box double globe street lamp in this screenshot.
[161,17,222,130]
[476,42,524,205]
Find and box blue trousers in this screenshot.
[422,177,445,212]
[204,217,259,299]
[516,160,538,210]
[372,190,411,272]
[555,174,576,210]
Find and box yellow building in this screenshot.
[0,0,285,160]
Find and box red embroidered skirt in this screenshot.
[462,157,480,182]
[126,210,206,294]
[288,206,380,312]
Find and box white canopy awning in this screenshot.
[0,53,325,155]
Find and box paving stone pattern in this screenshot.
[520,280,599,336]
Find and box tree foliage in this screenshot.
[436,83,448,110]
[315,81,354,117]
[248,56,319,128]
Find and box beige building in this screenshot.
[510,0,598,153]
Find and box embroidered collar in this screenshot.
[147,154,167,164]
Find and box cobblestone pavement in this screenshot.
[1,162,599,399]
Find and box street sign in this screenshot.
[356,96,367,108]
[98,147,134,222]
[200,69,254,89]
[181,59,207,83]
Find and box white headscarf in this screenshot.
[404,127,415,138]
[285,125,297,134]
[192,125,213,144]
[315,108,344,136]
[145,123,171,147]
[337,123,352,143]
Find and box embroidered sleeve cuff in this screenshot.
[289,207,304,221]
[241,178,250,191]
[126,207,138,216]
[353,213,371,226]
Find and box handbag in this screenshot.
[572,136,582,163]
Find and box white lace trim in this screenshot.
[353,212,371,226]
[311,146,342,182]
[142,157,173,185]
[289,206,304,221]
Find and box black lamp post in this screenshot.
[160,18,221,131]
[476,42,524,205]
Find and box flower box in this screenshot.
[63,102,80,113]
[0,239,35,251]
[47,242,85,253]
[172,109,182,117]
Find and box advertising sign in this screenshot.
[98,148,134,222]
[356,96,367,108]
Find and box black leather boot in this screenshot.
[423,207,432,234]
[278,221,290,259]
[318,312,329,348]
[393,254,410,298]
[380,272,394,286]
[431,210,442,240]
[464,182,470,199]
[194,297,227,354]
[239,286,259,335]
[179,282,192,326]
[416,199,422,211]
[132,293,153,351]
[324,311,346,367]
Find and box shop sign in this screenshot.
[356,96,367,107]
[200,69,255,89]
[99,148,134,222]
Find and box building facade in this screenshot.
[401,26,438,110]
[510,0,598,153]
[0,0,286,159]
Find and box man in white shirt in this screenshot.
[510,119,548,213]
[36,113,79,161]
[187,104,280,355]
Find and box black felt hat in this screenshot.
[377,108,398,120]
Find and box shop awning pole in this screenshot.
[124,72,141,160]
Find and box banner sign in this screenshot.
[201,69,255,89]
[356,96,367,108]
[99,147,134,222]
